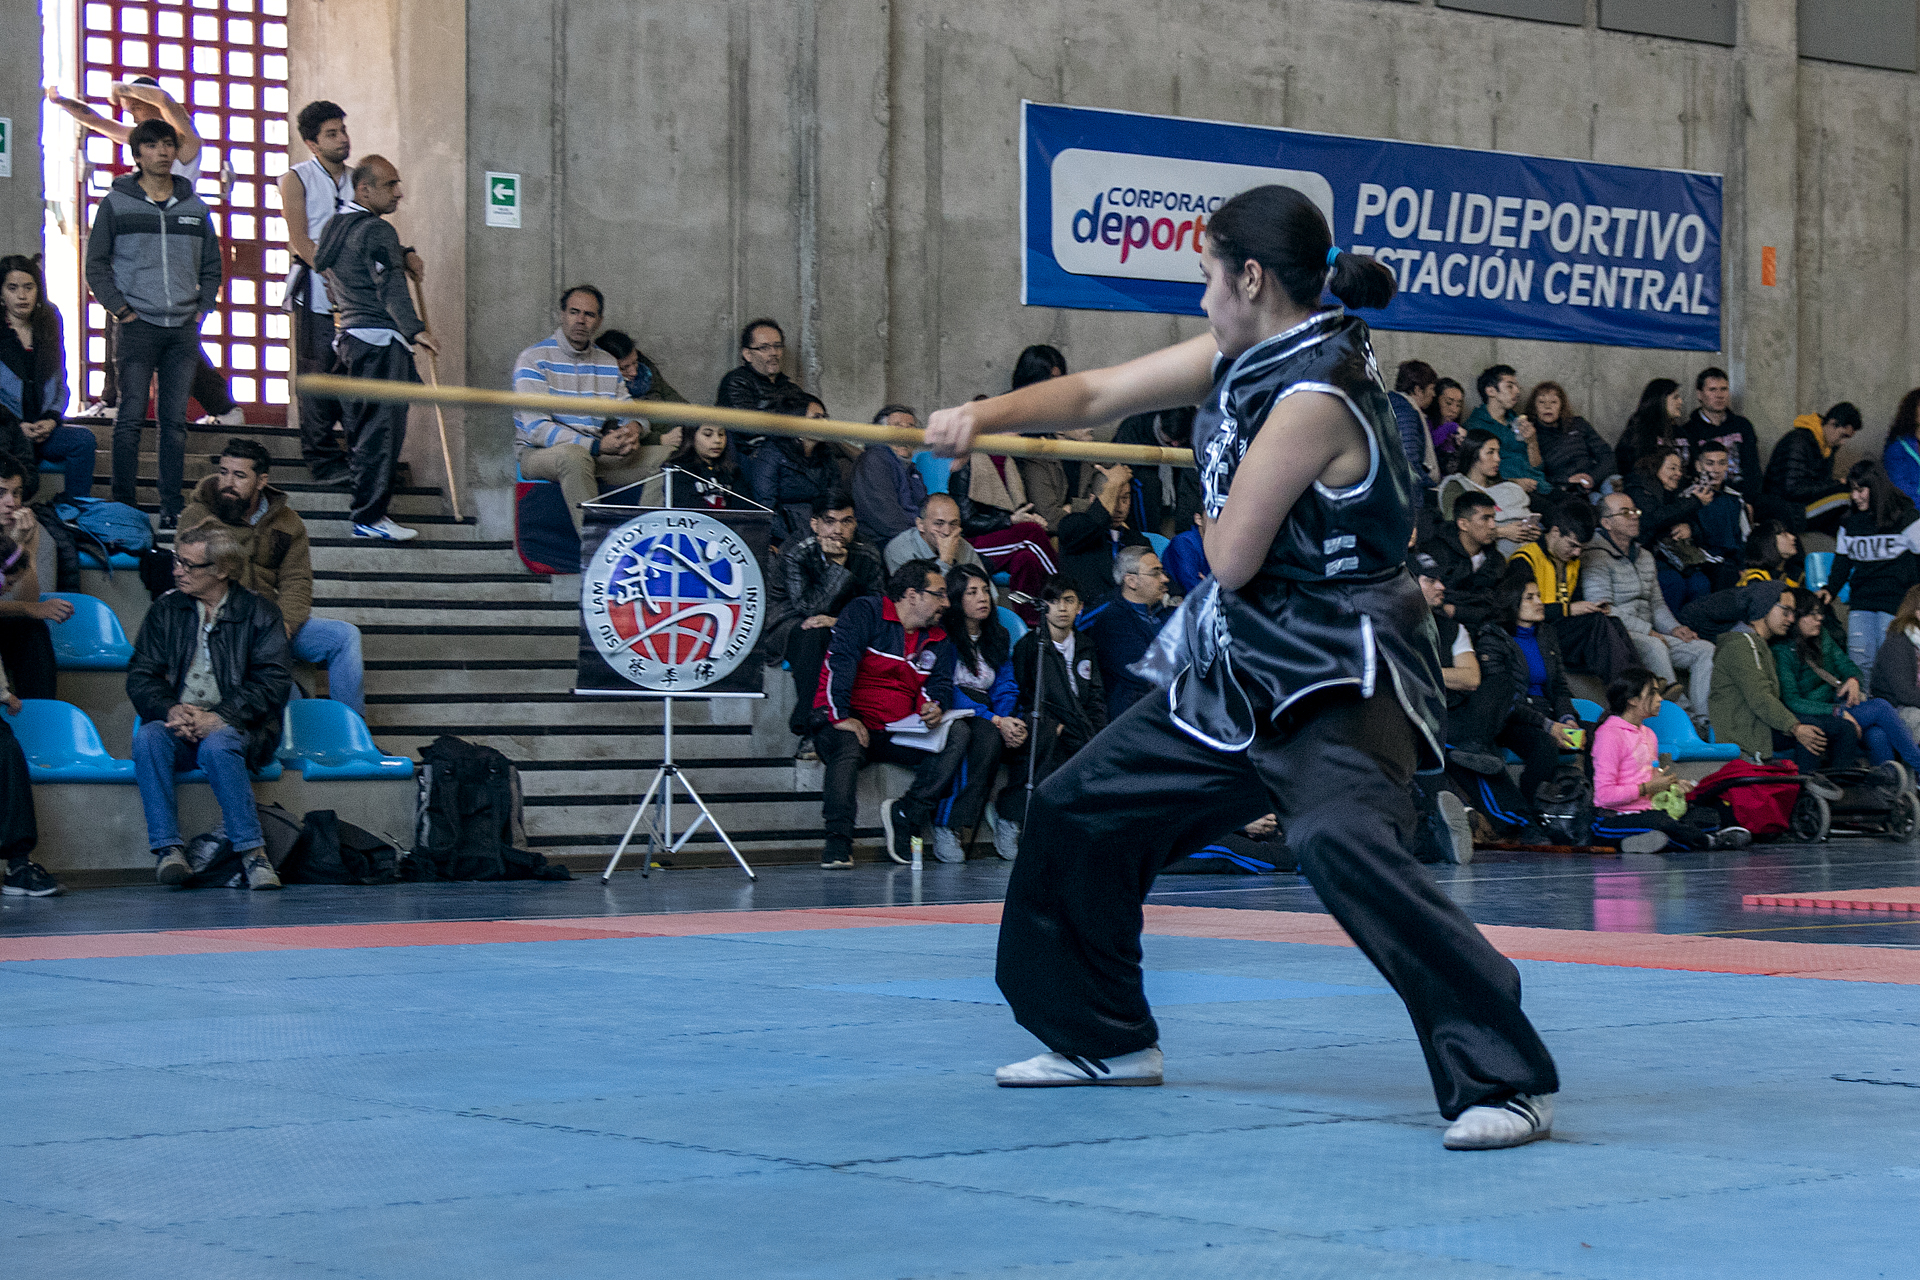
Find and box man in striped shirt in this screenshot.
[512,286,653,530]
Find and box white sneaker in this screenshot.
[76,400,111,418]
[931,827,966,863]
[1443,1094,1553,1150]
[1620,830,1670,854]
[1436,790,1474,865]
[353,518,419,541]
[987,808,1021,860]
[996,1045,1163,1088]
[197,407,247,426]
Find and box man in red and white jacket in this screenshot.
[812,558,971,868]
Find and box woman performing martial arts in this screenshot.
[924,185,1560,1150]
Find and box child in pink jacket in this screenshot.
[1589,668,1751,854]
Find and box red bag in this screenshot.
[1692,759,1802,837]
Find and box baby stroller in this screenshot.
[1693,759,1920,843]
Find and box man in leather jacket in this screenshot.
[127,524,291,889]
[766,491,885,742]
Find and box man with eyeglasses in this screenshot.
[767,491,886,751]
[126,524,292,890]
[1582,491,1716,719]
[810,560,968,868]
[1076,544,1172,720]
[715,318,798,420]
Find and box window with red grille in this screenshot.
[77,0,292,422]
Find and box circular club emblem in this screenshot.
[583,511,765,691]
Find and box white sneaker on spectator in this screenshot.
[353,518,419,541]
[1443,1094,1553,1150]
[996,1046,1163,1087]
[1436,790,1474,865]
[1620,830,1670,854]
[198,407,247,426]
[931,827,966,863]
[76,400,111,418]
[987,808,1020,860]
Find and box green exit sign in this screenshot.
[484,170,519,228]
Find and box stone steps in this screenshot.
[313,573,566,604]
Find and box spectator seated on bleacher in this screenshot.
[1057,462,1150,608]
[750,389,844,548]
[0,651,63,896]
[991,573,1107,858]
[179,437,365,715]
[884,494,986,578]
[1709,582,1864,775]
[924,564,1027,862]
[850,405,928,548]
[1162,513,1210,597]
[765,491,885,751]
[1504,500,1634,682]
[943,448,1059,603]
[1420,491,1504,632]
[1076,543,1171,721]
[811,559,982,870]
[1763,405,1859,536]
[1444,575,1584,838]
[0,455,71,698]
[1773,588,1920,777]
[1589,668,1751,854]
[512,285,656,534]
[1583,492,1716,720]
[127,524,292,890]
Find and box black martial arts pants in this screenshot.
[995,687,1559,1120]
[0,617,57,700]
[335,335,414,525]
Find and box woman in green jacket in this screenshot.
[1772,588,1920,776]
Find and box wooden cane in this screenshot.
[293,373,1198,470]
[404,277,464,521]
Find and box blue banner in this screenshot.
[1023,102,1723,352]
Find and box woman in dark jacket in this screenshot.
[1825,459,1920,673]
[1614,377,1686,480]
[925,564,1025,861]
[1624,448,1705,544]
[1446,575,1583,834]
[1774,587,1920,776]
[664,422,749,510]
[748,390,842,546]
[0,255,95,502]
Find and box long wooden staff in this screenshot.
[403,276,464,521]
[293,373,1198,470]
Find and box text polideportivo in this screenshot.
[1348,183,1714,315]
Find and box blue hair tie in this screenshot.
[1326,246,1341,267]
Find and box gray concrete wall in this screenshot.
[0,0,45,258]
[415,0,1920,531]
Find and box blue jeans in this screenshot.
[133,720,264,853]
[1847,610,1892,674]
[290,617,364,714]
[36,424,99,499]
[1845,696,1920,770]
[111,318,201,517]
[1656,564,1713,617]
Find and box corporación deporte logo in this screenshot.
[583,511,765,691]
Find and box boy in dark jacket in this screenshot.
[811,559,982,868]
[767,492,885,743]
[85,118,223,526]
[127,525,291,889]
[989,576,1108,856]
[1762,405,1858,535]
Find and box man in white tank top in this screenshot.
[46,76,244,429]
[279,102,356,482]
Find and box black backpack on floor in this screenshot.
[283,809,401,885]
[408,736,569,881]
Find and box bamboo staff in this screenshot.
[403,278,465,521]
[293,373,1198,469]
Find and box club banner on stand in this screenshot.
[1022,101,1724,352]
[576,507,773,698]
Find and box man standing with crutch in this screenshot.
[312,156,435,541]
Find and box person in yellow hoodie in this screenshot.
[1503,500,1635,681]
[1762,404,1859,535]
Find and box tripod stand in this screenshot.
[599,694,756,882]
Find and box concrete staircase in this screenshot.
[40,416,885,875]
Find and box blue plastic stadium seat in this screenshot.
[0,699,135,782]
[77,551,142,571]
[996,606,1028,645]
[277,700,414,781]
[1145,531,1170,557]
[42,592,134,670]
[1573,697,1604,725]
[992,571,1011,586]
[131,717,285,781]
[1801,551,1833,592]
[1648,700,1739,762]
[37,457,62,473]
[912,450,950,496]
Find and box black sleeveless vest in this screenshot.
[1170,309,1445,765]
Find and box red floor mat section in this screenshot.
[5,902,1919,982]
[1742,886,1920,913]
